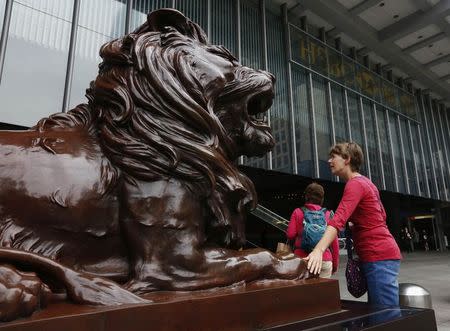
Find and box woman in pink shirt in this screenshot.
[286,183,339,278]
[304,142,401,306]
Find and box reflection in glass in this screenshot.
[376,107,394,191]
[331,83,348,143]
[0,0,73,126]
[362,99,382,188]
[267,11,292,173]
[382,81,398,109]
[342,56,355,89]
[210,0,237,55]
[289,26,309,65]
[69,0,127,109]
[328,48,344,83]
[312,75,332,180]
[287,21,419,131]
[400,118,417,195]
[292,66,313,177]
[389,113,406,193]
[356,65,380,101]
[309,38,327,75]
[399,90,416,120]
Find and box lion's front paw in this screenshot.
[123,279,158,295]
[0,265,52,322]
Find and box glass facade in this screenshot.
[266,10,292,173]
[69,0,127,109]
[0,0,449,202]
[0,0,73,126]
[292,66,313,177]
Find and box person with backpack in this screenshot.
[286,183,339,278]
[304,142,402,307]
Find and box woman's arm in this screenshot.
[304,180,365,274]
[303,226,337,275]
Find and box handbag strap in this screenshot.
[345,222,353,260]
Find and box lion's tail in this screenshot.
[0,248,148,306]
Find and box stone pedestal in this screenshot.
[0,278,437,331]
[0,279,340,331]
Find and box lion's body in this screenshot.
[0,126,130,279]
[0,9,308,306]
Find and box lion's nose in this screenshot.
[266,72,276,83]
[255,69,275,84]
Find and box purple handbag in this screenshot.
[345,227,367,298]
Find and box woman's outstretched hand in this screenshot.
[303,248,323,275]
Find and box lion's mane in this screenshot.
[35,16,256,247]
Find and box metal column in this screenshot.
[385,110,399,192]
[430,99,448,200]
[436,105,450,201]
[397,115,410,194]
[422,95,441,199]
[282,4,298,174]
[236,0,244,165]
[207,0,211,38]
[260,0,272,170]
[327,82,336,146]
[327,81,339,182]
[61,0,81,113]
[373,104,386,190]
[0,0,13,84]
[308,72,319,178]
[407,121,421,196]
[344,89,352,141]
[417,92,431,197]
[125,0,132,34]
[359,97,371,180]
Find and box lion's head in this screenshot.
[35,9,275,247]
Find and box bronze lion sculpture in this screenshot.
[0,9,308,321]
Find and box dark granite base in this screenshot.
[0,279,437,331]
[263,300,437,331]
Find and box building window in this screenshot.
[69,0,127,109]
[292,66,313,177]
[0,0,74,126]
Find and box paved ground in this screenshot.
[332,251,450,330]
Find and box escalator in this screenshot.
[246,204,289,250]
[250,204,289,232]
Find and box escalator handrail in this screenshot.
[250,204,289,232]
[256,204,284,220]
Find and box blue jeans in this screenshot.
[361,260,401,307]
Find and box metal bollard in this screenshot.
[399,283,432,309]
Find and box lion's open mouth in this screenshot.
[247,90,274,127]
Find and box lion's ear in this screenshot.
[148,9,188,33]
[147,9,207,44]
